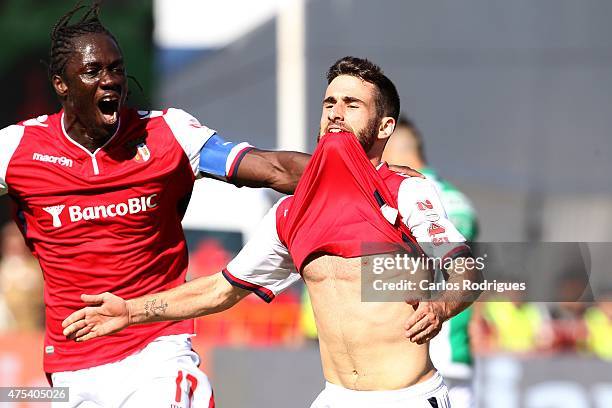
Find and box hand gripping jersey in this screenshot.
[223,132,471,302]
[0,108,250,373]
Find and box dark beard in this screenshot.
[355,116,380,152]
[318,116,380,151]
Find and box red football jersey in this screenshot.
[223,132,471,303]
[0,108,247,373]
[276,132,421,271]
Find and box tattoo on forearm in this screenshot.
[144,298,169,318]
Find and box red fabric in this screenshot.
[276,132,420,271]
[209,390,216,408]
[175,370,184,403]
[377,163,407,204]
[6,109,194,373]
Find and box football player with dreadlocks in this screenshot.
[0,2,311,407]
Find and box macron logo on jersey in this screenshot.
[44,194,158,228]
[33,153,73,168]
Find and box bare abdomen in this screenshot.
[303,255,435,390]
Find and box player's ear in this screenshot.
[52,75,69,98]
[378,117,396,140]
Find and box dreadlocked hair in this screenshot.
[48,1,119,79]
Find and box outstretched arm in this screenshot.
[197,133,310,194]
[231,150,424,194]
[198,134,422,195]
[232,150,425,194]
[62,272,250,342]
[63,198,299,342]
[233,149,310,194]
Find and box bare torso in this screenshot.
[302,254,435,390]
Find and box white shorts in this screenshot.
[310,371,450,408]
[51,334,214,408]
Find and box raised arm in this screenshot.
[231,150,423,194]
[160,108,310,194]
[198,133,421,195]
[62,272,250,342]
[166,109,421,195]
[197,134,309,194]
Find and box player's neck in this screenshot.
[62,111,118,154]
[367,141,386,167]
[368,153,384,168]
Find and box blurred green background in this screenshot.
[0,0,153,125]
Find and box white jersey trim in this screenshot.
[225,142,254,176]
[60,113,121,176]
[0,125,26,196]
[163,108,216,177]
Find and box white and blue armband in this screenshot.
[198,134,253,180]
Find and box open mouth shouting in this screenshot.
[97,93,121,126]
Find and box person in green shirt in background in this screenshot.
[382,116,479,408]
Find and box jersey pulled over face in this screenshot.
[0,108,248,373]
[223,132,471,390]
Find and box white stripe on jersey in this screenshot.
[225,142,253,176]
